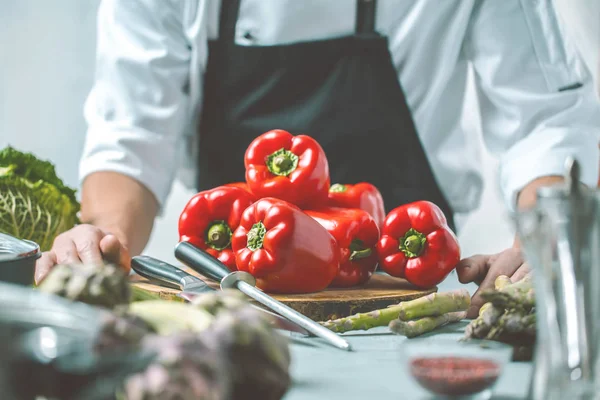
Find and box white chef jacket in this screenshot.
[80,0,600,220]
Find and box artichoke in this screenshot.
[122,334,231,400]
[37,263,130,309]
[95,312,155,353]
[197,291,292,400]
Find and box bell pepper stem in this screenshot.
[399,228,427,258]
[329,183,348,193]
[205,221,232,251]
[349,239,372,261]
[266,148,299,177]
[247,222,267,251]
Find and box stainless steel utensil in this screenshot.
[174,241,352,351]
[0,232,40,285]
[131,255,310,336]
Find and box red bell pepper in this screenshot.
[178,186,256,271]
[376,201,460,288]
[327,183,386,228]
[231,198,339,293]
[223,182,257,200]
[244,129,330,208]
[305,207,379,287]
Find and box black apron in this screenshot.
[196,0,456,232]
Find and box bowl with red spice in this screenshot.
[401,338,512,399]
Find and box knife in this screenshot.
[130,255,309,336]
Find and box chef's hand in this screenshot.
[456,246,529,319]
[34,224,131,284]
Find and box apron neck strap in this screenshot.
[218,0,241,43]
[355,0,377,34]
[218,0,378,42]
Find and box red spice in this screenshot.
[410,356,500,396]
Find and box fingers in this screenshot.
[52,236,82,265]
[74,226,105,265]
[33,225,132,284]
[456,254,490,285]
[466,248,524,318]
[100,234,131,273]
[510,263,530,283]
[34,251,57,285]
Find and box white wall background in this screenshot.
[1,0,598,267]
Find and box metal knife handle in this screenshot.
[131,255,189,290]
[174,241,230,282]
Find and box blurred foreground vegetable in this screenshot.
[38,263,130,309]
[0,146,80,250]
[39,262,292,399]
[122,334,231,400]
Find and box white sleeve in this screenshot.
[464,0,600,211]
[79,0,192,209]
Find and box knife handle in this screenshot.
[174,241,230,283]
[131,255,189,290]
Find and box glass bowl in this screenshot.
[399,337,513,399]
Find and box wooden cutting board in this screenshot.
[130,267,436,321]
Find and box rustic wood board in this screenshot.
[130,267,437,321]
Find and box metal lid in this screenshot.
[0,232,40,263]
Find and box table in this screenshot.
[281,274,533,400]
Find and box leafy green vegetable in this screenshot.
[0,146,80,251]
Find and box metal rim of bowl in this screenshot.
[0,238,41,263]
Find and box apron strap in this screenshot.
[220,0,378,41]
[218,0,241,43]
[355,0,377,34]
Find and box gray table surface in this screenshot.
[281,273,533,400]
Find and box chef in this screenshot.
[35,0,600,317]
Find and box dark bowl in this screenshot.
[0,233,41,286]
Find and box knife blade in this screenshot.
[131,255,309,336]
[131,255,214,294]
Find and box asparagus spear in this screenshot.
[480,274,535,310]
[463,275,537,361]
[396,289,471,320]
[321,289,470,333]
[389,311,466,338]
[494,275,512,290]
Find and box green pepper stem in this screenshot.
[329,183,348,193]
[205,221,232,251]
[399,228,427,258]
[349,239,372,261]
[247,222,267,251]
[266,148,299,177]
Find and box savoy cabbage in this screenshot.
[0,146,80,251]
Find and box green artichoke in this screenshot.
[38,263,130,309]
[122,334,230,400]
